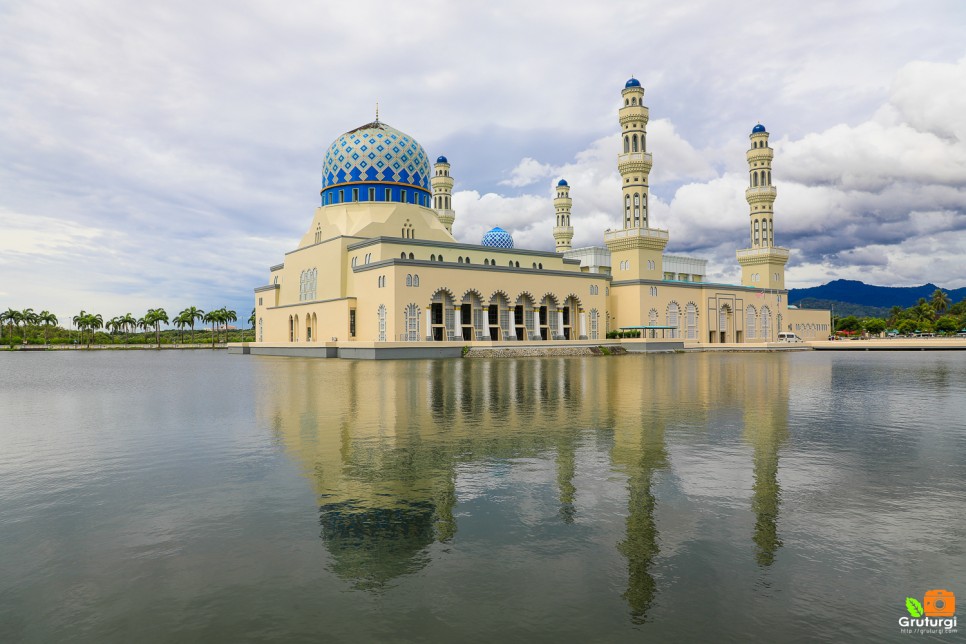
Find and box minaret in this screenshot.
[552,179,574,252]
[431,155,455,234]
[618,78,652,229]
[605,78,668,292]
[737,124,788,289]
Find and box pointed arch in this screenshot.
[685,302,698,340]
[666,301,681,338]
[746,305,757,340]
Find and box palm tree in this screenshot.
[144,308,169,349]
[222,308,237,343]
[0,308,18,340]
[914,300,935,324]
[932,289,951,315]
[173,312,188,345]
[887,305,903,327]
[87,313,104,347]
[38,311,58,345]
[8,309,25,344]
[20,308,37,344]
[248,308,256,329]
[119,313,137,335]
[179,306,204,344]
[72,310,88,346]
[203,310,222,348]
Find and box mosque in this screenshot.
[248,78,830,356]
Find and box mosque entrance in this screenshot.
[539,306,549,340]
[488,305,500,340]
[514,304,525,340]
[461,303,473,341]
[562,306,571,340]
[431,302,444,341]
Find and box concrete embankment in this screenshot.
[809,338,966,351]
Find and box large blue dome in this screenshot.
[321,121,431,206]
[481,227,513,249]
[625,77,641,88]
[752,123,766,133]
[557,179,568,187]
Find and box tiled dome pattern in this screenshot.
[481,227,514,249]
[322,121,431,192]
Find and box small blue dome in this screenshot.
[752,124,766,133]
[557,179,568,187]
[436,155,448,164]
[625,77,641,88]
[481,227,514,249]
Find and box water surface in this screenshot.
[1,350,964,642]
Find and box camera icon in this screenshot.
[924,589,956,617]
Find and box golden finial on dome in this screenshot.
[375,101,379,123]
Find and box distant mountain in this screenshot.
[792,298,891,319]
[788,279,966,309]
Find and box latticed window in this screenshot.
[668,303,680,339]
[761,306,771,340]
[500,308,511,338]
[377,305,386,342]
[746,306,757,339]
[686,304,697,339]
[473,307,485,336]
[590,309,599,340]
[648,308,658,327]
[404,304,420,342]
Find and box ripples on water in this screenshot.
[1,350,964,642]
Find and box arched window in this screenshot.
[538,263,542,269]
[438,255,444,262]
[532,262,537,269]
[409,252,414,260]
[413,275,419,287]
[753,172,759,187]
[509,260,514,267]
[686,303,697,340]
[401,252,406,259]
[667,302,680,338]
[624,136,630,153]
[377,305,386,342]
[431,254,436,261]
[458,257,463,263]
[631,96,637,105]
[258,317,263,342]
[406,274,412,287]
[767,170,771,184]
[648,308,658,327]
[632,133,639,152]
[590,309,599,340]
[465,257,470,264]
[746,305,757,339]
[760,306,771,340]
[404,304,420,342]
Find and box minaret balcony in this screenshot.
[745,186,777,202]
[618,152,653,173]
[604,226,669,251]
[736,246,789,265]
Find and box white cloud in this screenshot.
[2,0,966,318]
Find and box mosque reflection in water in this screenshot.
[255,354,789,619]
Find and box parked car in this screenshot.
[778,332,803,343]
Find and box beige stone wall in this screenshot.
[783,308,833,340]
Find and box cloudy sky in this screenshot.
[2,0,965,323]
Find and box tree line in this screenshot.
[834,288,966,336]
[1,306,256,348]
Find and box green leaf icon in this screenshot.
[906,597,924,618]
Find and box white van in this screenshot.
[777,332,803,343]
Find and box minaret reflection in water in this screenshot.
[742,357,789,567]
